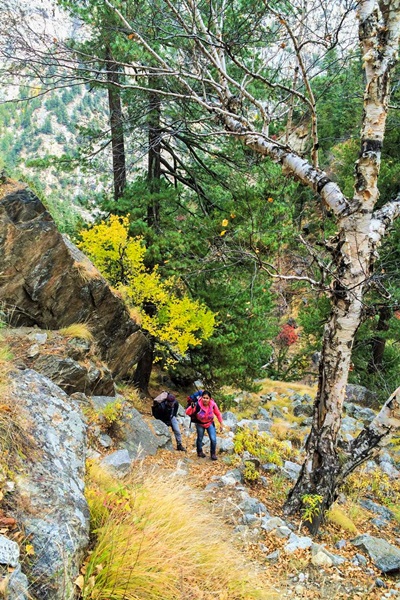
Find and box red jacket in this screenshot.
[186,397,223,428]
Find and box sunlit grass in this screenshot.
[59,323,94,341]
[326,505,358,534]
[82,463,274,600]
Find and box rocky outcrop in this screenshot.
[9,369,90,600]
[90,396,174,476]
[0,535,29,600]
[0,182,148,379]
[352,535,400,573]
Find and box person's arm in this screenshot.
[173,402,179,417]
[212,401,223,425]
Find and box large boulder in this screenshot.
[10,369,90,600]
[345,384,378,408]
[90,396,174,458]
[352,534,400,573]
[0,182,148,379]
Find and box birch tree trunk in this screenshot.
[283,0,400,531]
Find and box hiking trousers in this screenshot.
[195,422,217,455]
[170,416,182,444]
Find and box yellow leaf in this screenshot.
[220,230,227,236]
[221,218,229,227]
[267,197,274,202]
[25,544,35,556]
[74,575,84,590]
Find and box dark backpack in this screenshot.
[151,391,169,420]
[187,390,203,407]
[186,391,202,423]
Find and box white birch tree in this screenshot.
[2,0,400,531]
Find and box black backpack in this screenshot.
[151,391,168,420]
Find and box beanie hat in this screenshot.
[166,393,176,402]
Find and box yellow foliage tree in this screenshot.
[78,215,215,361]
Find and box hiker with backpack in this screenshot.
[185,390,223,460]
[152,392,186,452]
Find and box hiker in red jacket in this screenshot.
[186,390,223,460]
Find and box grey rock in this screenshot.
[271,407,284,418]
[7,563,29,600]
[66,338,91,361]
[371,517,390,528]
[33,355,116,397]
[380,461,400,479]
[236,419,271,432]
[275,526,292,539]
[261,463,279,473]
[27,343,40,358]
[335,539,347,550]
[284,533,313,553]
[300,417,313,427]
[376,578,387,588]
[33,355,88,395]
[242,514,258,526]
[359,499,394,522]
[355,553,368,566]
[219,438,235,453]
[311,550,333,567]
[91,396,173,455]
[345,384,378,407]
[293,404,314,417]
[220,469,242,486]
[177,404,186,418]
[239,495,267,516]
[0,535,20,567]
[352,534,400,573]
[29,332,48,345]
[101,449,132,476]
[344,402,376,423]
[99,433,113,448]
[283,460,302,480]
[261,516,286,532]
[340,416,359,434]
[147,418,174,451]
[311,543,346,566]
[86,364,115,396]
[10,370,89,600]
[222,411,238,428]
[265,550,280,563]
[258,407,272,420]
[379,451,395,465]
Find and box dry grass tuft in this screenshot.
[82,463,274,600]
[128,307,142,325]
[0,329,36,477]
[73,259,102,283]
[59,323,94,342]
[326,505,358,534]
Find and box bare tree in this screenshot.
[2,0,400,530]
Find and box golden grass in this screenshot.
[129,307,142,325]
[326,506,358,534]
[83,463,275,600]
[59,323,94,341]
[257,378,316,398]
[73,259,102,283]
[0,332,36,477]
[116,384,145,411]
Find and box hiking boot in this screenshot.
[197,451,206,458]
[177,443,186,452]
[211,454,218,461]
